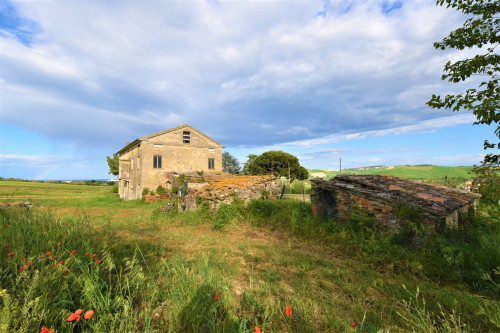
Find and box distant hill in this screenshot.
[308,165,475,181]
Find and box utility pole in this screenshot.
[288,161,291,194]
[339,158,342,175]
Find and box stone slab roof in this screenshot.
[311,175,480,218]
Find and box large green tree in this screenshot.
[243,150,308,184]
[222,152,241,174]
[427,0,500,164]
[106,154,119,176]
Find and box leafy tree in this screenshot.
[243,150,308,184]
[242,154,258,175]
[106,154,119,176]
[427,0,500,164]
[222,152,241,174]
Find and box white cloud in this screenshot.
[1,0,473,150]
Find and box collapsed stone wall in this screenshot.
[144,172,281,209]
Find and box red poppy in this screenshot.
[64,269,69,275]
[59,260,64,265]
[23,259,27,263]
[352,321,356,328]
[255,326,261,333]
[19,265,26,272]
[84,310,94,320]
[51,255,56,260]
[96,259,102,264]
[84,252,89,256]
[67,313,80,322]
[5,244,11,248]
[8,252,14,257]
[71,250,77,255]
[214,295,219,301]
[74,309,83,315]
[3,225,7,228]
[62,234,67,238]
[28,262,34,266]
[46,252,51,256]
[53,263,59,268]
[40,327,54,333]
[285,305,292,317]
[92,253,97,258]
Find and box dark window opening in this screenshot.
[183,131,191,143]
[153,155,162,168]
[208,158,215,170]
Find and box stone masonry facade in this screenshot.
[117,124,224,200]
[311,175,481,232]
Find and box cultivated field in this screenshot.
[0,180,499,332]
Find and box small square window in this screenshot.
[208,158,215,170]
[183,131,191,144]
[153,155,162,169]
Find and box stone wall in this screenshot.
[144,173,281,209]
[311,175,480,233]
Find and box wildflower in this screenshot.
[5,244,11,248]
[64,269,69,275]
[255,326,261,333]
[53,263,59,268]
[67,313,80,322]
[62,234,67,238]
[19,266,26,272]
[40,327,54,333]
[59,260,64,265]
[225,306,228,310]
[51,255,57,260]
[96,259,102,264]
[46,252,51,256]
[285,305,292,317]
[3,225,7,228]
[71,250,77,255]
[214,295,219,301]
[84,252,89,256]
[8,252,14,257]
[92,253,97,258]
[74,309,83,315]
[352,321,356,328]
[84,310,94,320]
[23,259,27,263]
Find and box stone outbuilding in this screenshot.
[311,175,481,232]
[117,124,224,200]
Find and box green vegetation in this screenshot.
[0,180,499,332]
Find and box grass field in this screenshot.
[309,165,475,180]
[0,180,499,332]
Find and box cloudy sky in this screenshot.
[0,0,496,180]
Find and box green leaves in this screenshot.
[429,0,500,164]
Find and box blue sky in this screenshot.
[0,0,497,180]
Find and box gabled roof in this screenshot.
[116,124,224,155]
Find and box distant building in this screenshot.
[116,124,224,200]
[311,175,481,232]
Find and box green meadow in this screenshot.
[0,180,499,332]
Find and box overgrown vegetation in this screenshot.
[0,180,499,332]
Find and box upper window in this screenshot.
[183,131,191,144]
[208,158,215,170]
[153,155,162,169]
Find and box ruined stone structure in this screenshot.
[311,175,481,232]
[117,124,224,200]
[143,173,281,209]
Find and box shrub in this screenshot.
[142,188,150,197]
[213,203,239,230]
[112,184,119,193]
[156,185,167,195]
[171,186,179,195]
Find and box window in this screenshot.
[153,155,162,168]
[183,131,191,144]
[153,144,162,148]
[208,158,215,170]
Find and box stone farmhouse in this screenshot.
[117,124,224,200]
